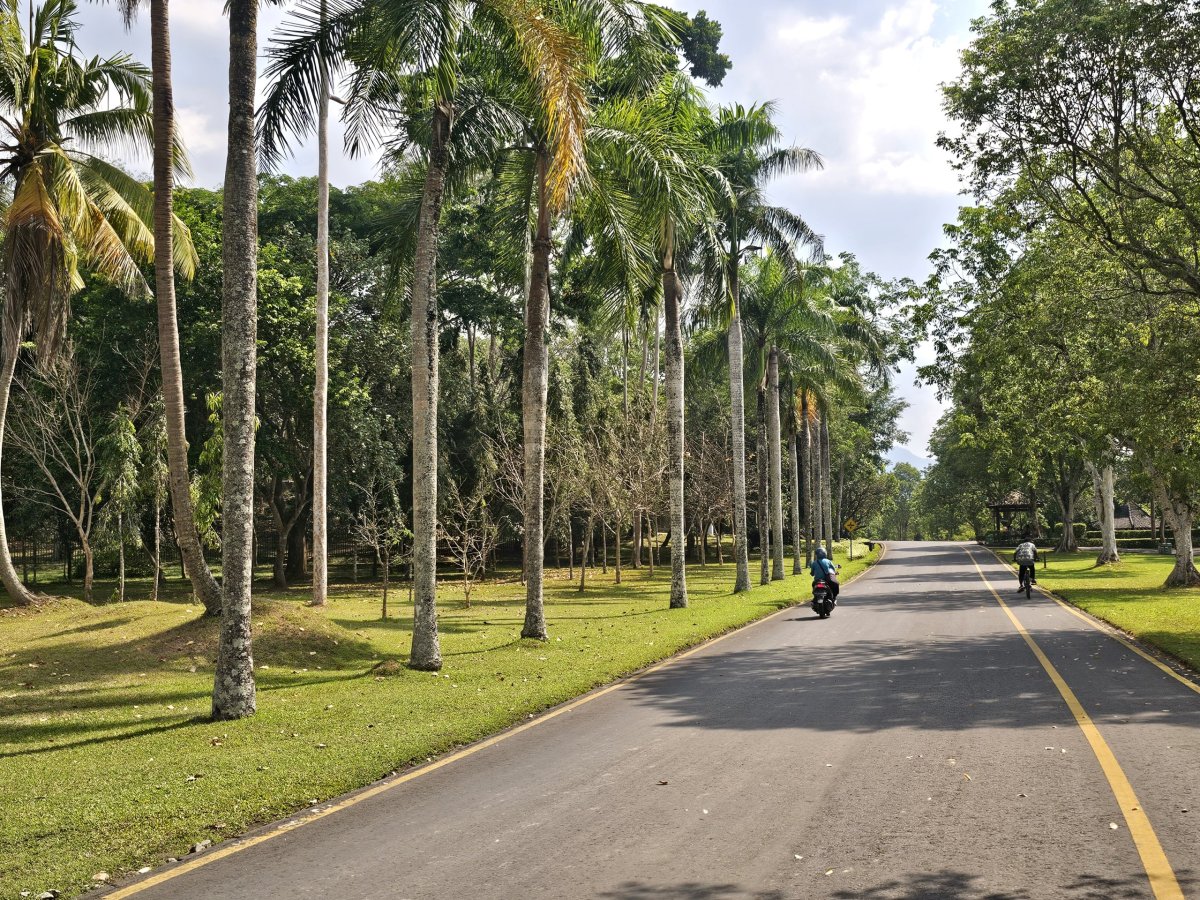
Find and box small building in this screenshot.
[1092,502,1152,531]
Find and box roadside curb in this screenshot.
[978,544,1200,696]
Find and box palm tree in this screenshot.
[102,0,222,615]
[260,0,590,669]
[612,73,721,609]
[494,0,677,640]
[0,0,195,607]
[700,102,822,592]
[258,0,332,607]
[212,0,264,721]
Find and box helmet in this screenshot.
[815,547,828,560]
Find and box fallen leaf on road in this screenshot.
[657,780,668,786]
[825,870,834,876]
[1109,823,1119,830]
[963,773,972,781]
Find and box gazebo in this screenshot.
[987,491,1041,540]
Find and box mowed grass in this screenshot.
[0,542,879,899]
[1019,551,1200,672]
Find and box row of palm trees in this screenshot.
[0,0,880,719]
[0,0,261,719]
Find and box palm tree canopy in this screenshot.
[259,0,594,210]
[0,0,197,361]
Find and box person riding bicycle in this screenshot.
[1013,535,1039,591]
[809,546,840,601]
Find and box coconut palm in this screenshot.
[211,0,266,721]
[476,0,678,640]
[698,102,822,592]
[0,0,195,607]
[604,73,721,609]
[100,0,222,615]
[260,0,589,669]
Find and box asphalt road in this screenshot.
[109,542,1200,900]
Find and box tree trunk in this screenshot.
[801,396,814,566]
[382,551,389,620]
[601,525,608,575]
[118,512,126,602]
[522,147,552,640]
[151,0,222,617]
[789,426,802,575]
[1088,461,1120,565]
[1154,482,1200,587]
[81,540,94,605]
[646,514,654,576]
[578,513,594,592]
[662,236,687,612]
[0,343,38,605]
[213,0,259,721]
[408,102,453,672]
[631,509,641,569]
[614,514,622,584]
[767,347,785,581]
[312,16,330,608]
[726,255,751,592]
[757,388,770,585]
[1056,484,1078,553]
[821,413,833,557]
[567,520,574,581]
[152,497,161,602]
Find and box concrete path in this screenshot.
[107,542,1200,899]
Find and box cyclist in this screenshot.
[809,546,840,601]
[1013,534,1038,592]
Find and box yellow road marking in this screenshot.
[982,546,1200,697]
[965,549,1184,900]
[108,547,886,897]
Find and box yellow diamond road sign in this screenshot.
[844,518,858,534]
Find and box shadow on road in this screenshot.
[619,630,1200,735]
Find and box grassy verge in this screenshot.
[1003,550,1200,673]
[0,542,878,898]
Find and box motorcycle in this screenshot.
[811,579,836,618]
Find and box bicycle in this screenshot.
[1017,564,1033,599]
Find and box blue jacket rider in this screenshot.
[809,546,839,599]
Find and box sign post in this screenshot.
[844,518,859,559]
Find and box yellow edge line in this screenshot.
[108,546,886,898]
[981,546,1200,697]
[965,548,1183,900]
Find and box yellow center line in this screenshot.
[965,548,1183,900]
[981,545,1200,697]
[108,546,887,897]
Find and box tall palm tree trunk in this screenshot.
[521,147,552,640]
[213,0,259,720]
[809,402,822,557]
[312,22,330,608]
[408,103,452,671]
[726,266,751,592]
[0,341,36,606]
[789,424,802,575]
[757,389,769,585]
[801,395,813,566]
[662,223,687,609]
[151,0,221,617]
[767,347,785,581]
[820,412,833,555]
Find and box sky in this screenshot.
[70,0,992,462]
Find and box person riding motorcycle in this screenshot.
[809,546,840,601]
[1014,535,1039,591]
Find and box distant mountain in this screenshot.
[885,446,932,471]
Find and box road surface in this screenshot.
[107,542,1200,899]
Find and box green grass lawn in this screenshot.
[1014,551,1200,673]
[0,542,878,899]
